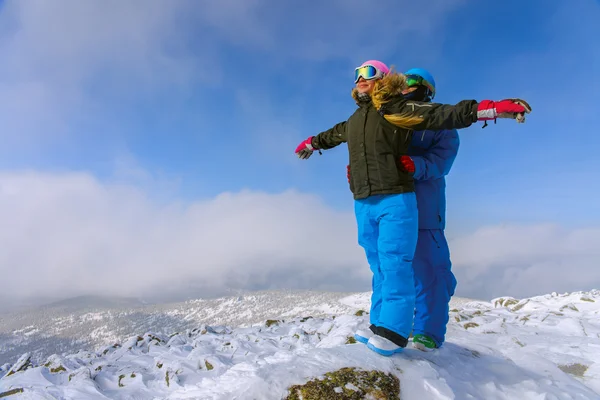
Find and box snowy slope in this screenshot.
[0,290,369,366]
[1,289,599,399]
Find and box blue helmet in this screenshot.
[404,68,436,100]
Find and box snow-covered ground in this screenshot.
[1,289,599,399]
[0,290,375,366]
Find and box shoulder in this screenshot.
[435,129,460,148]
[438,128,458,138]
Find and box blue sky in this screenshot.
[0,0,599,306]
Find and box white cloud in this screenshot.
[1,171,598,307]
[0,171,368,304]
[449,224,600,300]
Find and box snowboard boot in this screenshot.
[367,335,404,356]
[412,334,438,352]
[365,326,408,356]
[354,324,377,344]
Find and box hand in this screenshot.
[295,136,316,159]
[477,99,532,123]
[399,155,415,174]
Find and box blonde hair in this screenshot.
[351,66,408,110]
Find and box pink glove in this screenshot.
[477,99,532,123]
[295,136,317,159]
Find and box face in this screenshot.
[355,77,377,94]
[401,86,418,95]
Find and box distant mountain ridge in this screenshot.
[39,295,148,312]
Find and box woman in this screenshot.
[295,60,531,356]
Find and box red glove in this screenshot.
[295,136,317,159]
[399,155,415,174]
[477,99,532,123]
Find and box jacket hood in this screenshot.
[351,69,408,110]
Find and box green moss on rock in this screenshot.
[6,355,33,377]
[285,367,400,400]
[205,360,214,371]
[346,336,357,344]
[0,389,24,398]
[560,304,580,312]
[558,363,588,377]
[494,297,519,308]
[511,301,528,312]
[265,319,279,327]
[580,297,595,303]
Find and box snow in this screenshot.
[1,289,599,399]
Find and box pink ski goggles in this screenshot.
[354,64,386,83]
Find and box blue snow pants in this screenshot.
[412,229,457,347]
[354,193,419,340]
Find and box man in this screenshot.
[400,68,458,351]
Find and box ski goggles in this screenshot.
[354,64,385,83]
[405,74,435,98]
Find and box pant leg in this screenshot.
[374,193,419,340]
[354,199,382,326]
[412,229,457,346]
[413,230,435,338]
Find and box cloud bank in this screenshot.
[1,171,598,307]
[449,224,600,300]
[0,171,367,304]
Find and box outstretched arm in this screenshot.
[382,98,531,131]
[311,121,348,149]
[295,121,347,159]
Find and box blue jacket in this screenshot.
[409,129,459,230]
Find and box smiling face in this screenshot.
[355,77,377,94]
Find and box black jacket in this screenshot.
[312,82,478,200]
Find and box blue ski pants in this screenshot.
[412,229,457,347]
[354,193,418,339]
